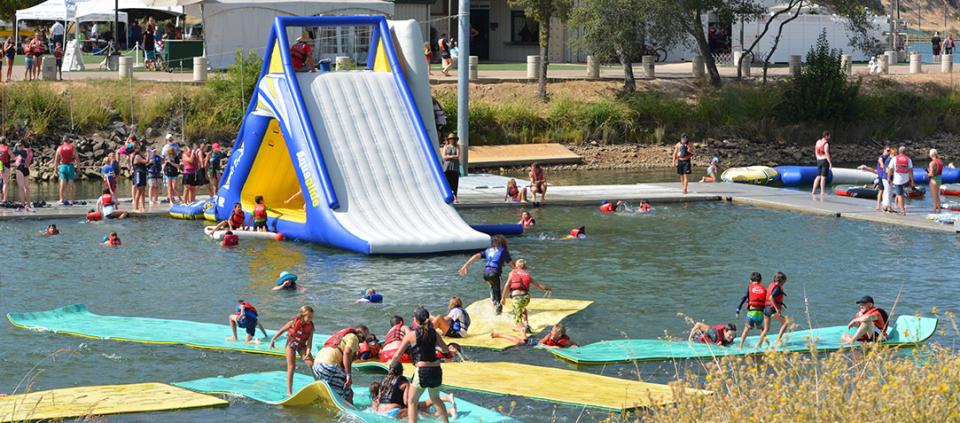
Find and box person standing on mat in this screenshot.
[887,146,914,216]
[386,306,453,423]
[672,133,694,194]
[227,299,268,344]
[441,133,460,203]
[502,259,552,334]
[757,271,789,347]
[811,131,832,201]
[312,325,370,405]
[458,235,513,315]
[269,305,315,396]
[735,272,767,350]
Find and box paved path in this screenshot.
[2,176,955,234]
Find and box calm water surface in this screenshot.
[2,199,959,422]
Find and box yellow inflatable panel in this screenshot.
[240,119,307,223]
[360,361,701,411]
[0,383,227,422]
[269,40,284,74]
[372,40,391,72]
[446,298,593,350]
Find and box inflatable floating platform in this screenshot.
[204,226,283,241]
[833,184,925,200]
[720,166,779,185]
[169,199,214,220]
[942,184,960,196]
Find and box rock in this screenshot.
[146,127,160,138]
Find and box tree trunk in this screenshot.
[690,10,721,87]
[618,49,635,93]
[538,17,551,101]
[763,0,804,83]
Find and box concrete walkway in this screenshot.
[2,176,956,234]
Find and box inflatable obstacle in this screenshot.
[213,16,488,254]
[942,184,960,196]
[169,199,214,220]
[175,372,514,422]
[546,315,937,364]
[833,184,925,200]
[0,383,226,423]
[445,298,593,350]
[6,304,329,357]
[926,212,960,224]
[720,166,779,185]
[470,223,524,236]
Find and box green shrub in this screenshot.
[779,30,860,124]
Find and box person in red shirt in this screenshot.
[290,33,315,72]
[529,163,547,205]
[53,42,64,80]
[0,137,12,203]
[53,136,77,205]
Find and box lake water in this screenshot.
[2,194,959,421]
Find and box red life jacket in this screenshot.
[815,139,829,157]
[236,301,258,317]
[323,328,358,351]
[287,318,314,346]
[221,233,239,247]
[384,323,407,345]
[857,307,887,333]
[747,283,767,310]
[569,228,584,238]
[699,325,729,345]
[101,193,114,206]
[253,204,267,220]
[87,211,103,221]
[58,143,76,164]
[290,42,310,69]
[0,144,9,165]
[229,210,245,227]
[766,282,784,308]
[894,154,910,174]
[508,269,532,291]
[542,334,571,348]
[599,202,615,213]
[931,158,944,177]
[109,237,122,246]
[519,215,535,226]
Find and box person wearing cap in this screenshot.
[841,296,889,346]
[441,133,460,203]
[672,133,695,194]
[700,156,720,183]
[291,33,315,72]
[928,148,944,213]
[208,142,225,192]
[273,271,300,291]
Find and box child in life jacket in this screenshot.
[269,306,316,396]
[563,226,587,240]
[252,195,282,232]
[735,272,767,350]
[357,334,382,360]
[103,232,121,247]
[638,200,652,213]
[44,224,59,236]
[599,200,624,213]
[519,210,536,229]
[212,202,246,232]
[220,230,239,247]
[490,323,577,347]
[227,300,268,344]
[688,322,737,346]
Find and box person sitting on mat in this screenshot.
[688,322,737,346]
[840,296,889,346]
[355,288,383,303]
[369,362,459,420]
[431,296,471,339]
[96,188,128,219]
[735,272,767,350]
[490,323,576,348]
[44,224,59,236]
[103,231,122,247]
[358,334,382,360]
[273,271,300,291]
[519,210,536,229]
[502,259,552,334]
[504,178,528,203]
[227,299,268,344]
[252,195,282,232]
[270,305,315,396]
[212,202,247,232]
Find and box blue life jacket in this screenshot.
[451,306,471,332]
[364,293,383,303]
[483,247,505,273]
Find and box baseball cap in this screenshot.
[855,296,874,304]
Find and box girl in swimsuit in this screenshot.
[504,178,528,203]
[12,142,32,211]
[269,306,315,396]
[2,38,14,82]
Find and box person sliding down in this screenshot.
[312,325,370,405]
[840,296,888,346]
[269,306,315,396]
[227,300,268,344]
[688,322,737,346]
[735,272,767,350]
[490,323,577,347]
[502,259,552,334]
[386,307,454,423]
[599,200,624,213]
[757,271,790,347]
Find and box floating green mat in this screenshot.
[6,304,330,357]
[546,315,938,364]
[173,372,515,422]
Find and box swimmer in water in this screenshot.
[519,210,536,229]
[355,288,383,303]
[490,323,577,347]
[638,200,652,212]
[103,232,121,247]
[272,271,299,291]
[221,230,239,247]
[599,200,624,213]
[44,224,59,236]
[563,226,586,240]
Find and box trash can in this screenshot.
[318,59,332,72]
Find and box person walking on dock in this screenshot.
[811,131,832,201]
[672,133,694,194]
[887,146,914,216]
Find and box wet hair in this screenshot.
[365,334,379,343]
[355,325,370,340]
[725,323,737,332]
[376,361,405,403]
[448,342,462,353]
[750,272,762,282]
[225,230,233,235]
[368,381,381,401]
[103,188,111,194]
[390,315,404,327]
[491,235,508,250]
[255,195,264,204]
[774,272,787,283]
[448,296,463,310]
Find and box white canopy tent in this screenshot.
[144,0,394,69]
[74,3,128,24]
[15,0,76,44]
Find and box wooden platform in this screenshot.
[468,143,581,167]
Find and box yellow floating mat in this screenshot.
[448,298,593,350]
[358,361,701,411]
[0,383,228,422]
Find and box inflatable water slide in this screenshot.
[214,16,489,254]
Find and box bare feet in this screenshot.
[226,336,238,341]
[445,394,458,419]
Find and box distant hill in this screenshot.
[882,0,960,36]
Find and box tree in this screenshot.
[650,0,762,87]
[570,0,684,93]
[508,0,573,101]
[0,0,42,23]
[779,31,860,123]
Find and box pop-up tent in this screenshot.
[14,0,76,43]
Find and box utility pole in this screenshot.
[456,0,470,176]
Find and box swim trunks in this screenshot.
[412,366,442,389]
[57,164,76,181]
[511,294,531,325]
[676,159,692,175]
[312,363,352,401]
[816,159,830,177]
[745,311,764,329]
[237,316,257,337]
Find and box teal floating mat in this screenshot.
[6,304,330,357]
[174,372,515,422]
[547,315,938,364]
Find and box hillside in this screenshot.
[882,0,960,35]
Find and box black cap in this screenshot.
[856,296,874,304]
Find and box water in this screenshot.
[2,200,959,422]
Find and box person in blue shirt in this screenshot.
[355,288,383,304]
[227,300,268,344]
[101,156,117,196]
[458,235,513,314]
